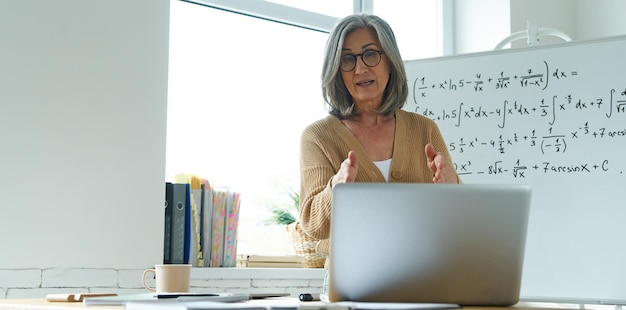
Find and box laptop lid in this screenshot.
[329,183,531,306]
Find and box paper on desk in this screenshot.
[126,300,266,310]
[86,293,249,306]
[125,299,460,310]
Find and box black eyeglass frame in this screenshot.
[339,50,384,72]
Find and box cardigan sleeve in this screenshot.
[298,120,339,240]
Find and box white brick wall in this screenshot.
[0,268,326,299]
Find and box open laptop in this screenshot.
[329,183,532,306]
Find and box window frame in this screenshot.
[180,0,340,33]
[181,0,454,55]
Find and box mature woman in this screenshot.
[299,14,460,250]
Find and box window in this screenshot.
[265,0,353,18]
[167,1,329,255]
[167,0,444,255]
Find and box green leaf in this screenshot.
[262,187,300,226]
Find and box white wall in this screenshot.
[0,0,169,269]
[575,0,626,40]
[453,0,626,54]
[453,0,511,54]
[0,268,325,299]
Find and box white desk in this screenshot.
[0,298,574,310]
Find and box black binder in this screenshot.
[170,183,188,264]
[163,182,173,264]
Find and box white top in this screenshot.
[373,158,392,182]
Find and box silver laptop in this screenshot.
[329,183,532,306]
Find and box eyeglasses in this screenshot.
[339,50,384,72]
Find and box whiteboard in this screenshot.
[403,35,626,303]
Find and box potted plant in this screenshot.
[262,188,299,226]
[263,188,326,268]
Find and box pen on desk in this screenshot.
[299,293,320,301]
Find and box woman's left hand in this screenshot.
[425,143,459,184]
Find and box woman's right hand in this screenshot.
[331,150,359,187]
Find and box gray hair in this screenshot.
[321,14,408,118]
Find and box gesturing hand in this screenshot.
[425,143,458,184]
[331,151,359,187]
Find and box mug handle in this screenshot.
[142,269,157,292]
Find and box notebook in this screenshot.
[82,292,250,306]
[328,183,532,306]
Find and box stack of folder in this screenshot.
[163,174,241,267]
[236,254,305,268]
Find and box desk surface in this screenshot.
[0,298,570,310]
[0,299,120,310]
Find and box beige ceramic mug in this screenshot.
[142,264,191,293]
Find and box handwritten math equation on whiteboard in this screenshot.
[406,60,626,179]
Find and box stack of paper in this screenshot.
[126,301,265,310]
[238,255,305,268]
[84,293,250,307]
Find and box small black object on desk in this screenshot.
[299,293,320,301]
